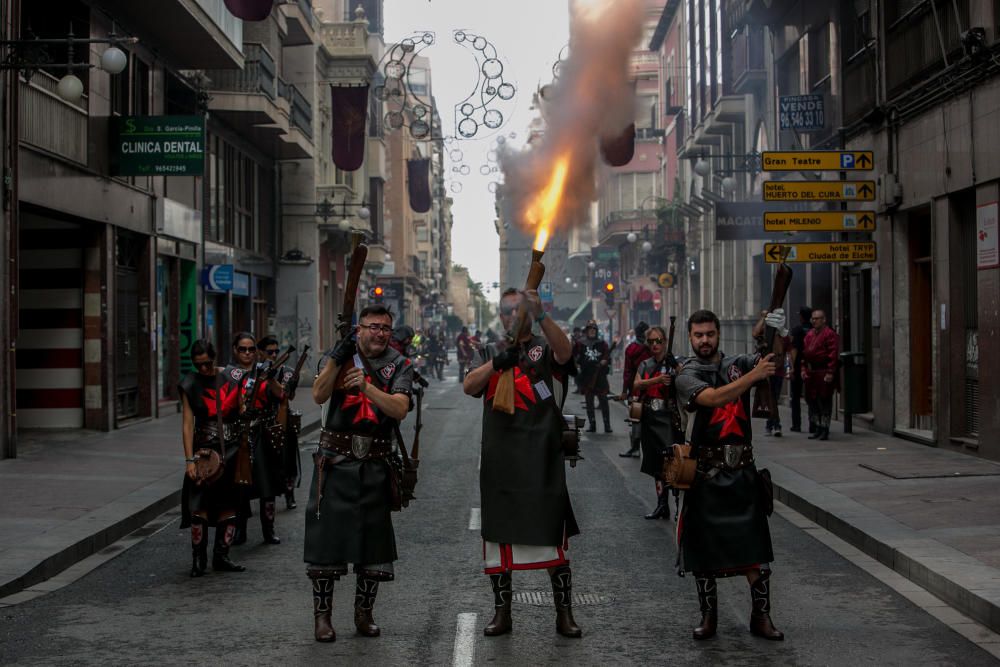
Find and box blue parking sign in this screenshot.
[841,154,855,169]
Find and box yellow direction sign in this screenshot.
[764,211,876,232]
[763,180,875,202]
[762,151,874,172]
[764,242,877,264]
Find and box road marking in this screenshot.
[469,508,481,530]
[452,612,478,667]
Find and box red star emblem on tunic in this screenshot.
[709,400,747,439]
[342,378,378,424]
[204,383,241,418]
[486,368,537,411]
[642,370,667,399]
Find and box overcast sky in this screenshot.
[384,0,570,297]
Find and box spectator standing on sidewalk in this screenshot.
[788,306,812,433]
[802,310,840,441]
[618,322,651,457]
[178,339,246,576]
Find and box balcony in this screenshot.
[319,16,378,85]
[278,0,317,46]
[731,25,767,94]
[97,0,242,68]
[598,208,659,245]
[18,73,87,165]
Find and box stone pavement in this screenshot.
[0,397,321,600]
[755,406,1000,634]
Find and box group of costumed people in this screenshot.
[177,285,801,644]
[178,334,303,577]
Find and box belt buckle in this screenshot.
[351,434,372,459]
[649,399,665,412]
[723,444,744,468]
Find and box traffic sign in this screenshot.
[763,180,875,202]
[652,291,662,311]
[762,151,874,172]
[657,272,675,288]
[764,242,877,263]
[763,211,876,232]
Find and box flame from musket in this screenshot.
[526,155,570,252]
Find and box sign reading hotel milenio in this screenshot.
[112,115,205,176]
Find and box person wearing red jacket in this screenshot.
[618,322,652,457]
[801,310,840,441]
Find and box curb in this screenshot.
[767,463,1000,635]
[0,411,323,601]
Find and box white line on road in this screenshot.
[452,612,478,667]
[469,508,481,530]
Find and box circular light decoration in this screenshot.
[458,117,478,138]
[454,30,467,42]
[480,165,491,175]
[422,32,435,45]
[450,181,463,194]
[552,60,565,80]
[449,149,464,162]
[484,109,503,129]
[460,102,475,117]
[473,36,487,50]
[100,47,128,75]
[482,58,503,79]
[401,38,416,53]
[385,60,405,79]
[385,111,405,130]
[459,164,471,176]
[497,82,515,101]
[413,105,428,119]
[486,86,496,95]
[452,166,461,173]
[411,119,430,139]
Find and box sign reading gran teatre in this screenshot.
[112,115,205,176]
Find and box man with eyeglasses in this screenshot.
[801,309,840,441]
[674,308,785,642]
[306,305,414,642]
[463,288,582,639]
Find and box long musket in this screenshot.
[332,242,369,393]
[277,345,310,429]
[493,249,546,414]
[664,315,684,434]
[752,256,794,419]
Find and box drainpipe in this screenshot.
[4,0,20,458]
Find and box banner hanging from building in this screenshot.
[224,0,274,21]
[407,158,431,213]
[600,123,636,167]
[330,84,370,171]
[111,115,205,176]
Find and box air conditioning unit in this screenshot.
[879,173,902,209]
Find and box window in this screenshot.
[208,136,261,249]
[808,24,831,92]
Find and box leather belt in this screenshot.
[697,443,754,470]
[197,421,238,443]
[318,429,392,461]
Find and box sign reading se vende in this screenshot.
[764,242,877,263]
[764,211,876,232]
[762,151,873,172]
[763,180,875,202]
[112,115,205,176]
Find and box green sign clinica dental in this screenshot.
[112,115,205,176]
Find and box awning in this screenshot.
[567,298,593,326]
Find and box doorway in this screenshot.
[908,208,933,430]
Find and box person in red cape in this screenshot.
[801,309,840,441]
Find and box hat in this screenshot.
[634,321,649,337]
[584,320,598,330]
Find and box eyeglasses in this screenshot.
[265,348,279,357]
[500,306,517,315]
[236,345,256,353]
[361,324,393,335]
[195,360,215,369]
[646,338,664,345]
[810,317,824,321]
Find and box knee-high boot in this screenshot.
[308,570,336,642]
[189,520,208,578]
[212,520,246,572]
[354,575,382,637]
[550,566,582,638]
[483,571,512,636]
[693,577,717,640]
[260,498,280,544]
[749,570,784,640]
[645,483,670,520]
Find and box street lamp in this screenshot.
[626,231,638,244]
[694,158,711,177]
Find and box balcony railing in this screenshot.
[204,43,277,98]
[285,83,313,138]
[280,0,315,23]
[321,21,369,56]
[19,73,87,165]
[731,25,767,94]
[194,0,244,52]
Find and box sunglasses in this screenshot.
[265,348,279,356]
[500,306,517,315]
[361,324,393,335]
[646,338,664,345]
[195,360,215,369]
[237,345,256,353]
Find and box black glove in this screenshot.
[286,373,300,395]
[492,347,520,372]
[328,336,356,365]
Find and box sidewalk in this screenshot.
[0,398,322,600]
[755,406,1000,634]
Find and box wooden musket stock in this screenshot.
[493,250,546,414]
[752,262,794,419]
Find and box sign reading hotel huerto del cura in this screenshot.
[111,115,206,176]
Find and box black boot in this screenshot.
[645,489,670,520]
[190,521,208,578]
[808,427,822,440]
[212,521,246,573]
[749,571,784,640]
[285,490,297,510]
[484,572,513,636]
[818,424,830,441]
[308,570,336,642]
[550,566,582,638]
[232,513,248,545]
[619,445,640,458]
[260,498,281,545]
[693,577,717,640]
[603,421,613,434]
[354,575,381,637]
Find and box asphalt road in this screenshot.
[0,364,995,666]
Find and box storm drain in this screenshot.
[513,591,614,607]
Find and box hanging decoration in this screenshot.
[330,84,370,171]
[223,0,274,21]
[407,158,432,213]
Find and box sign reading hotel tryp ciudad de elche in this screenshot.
[112,115,205,176]
[762,151,873,172]
[764,242,877,264]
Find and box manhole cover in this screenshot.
[513,591,614,606]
